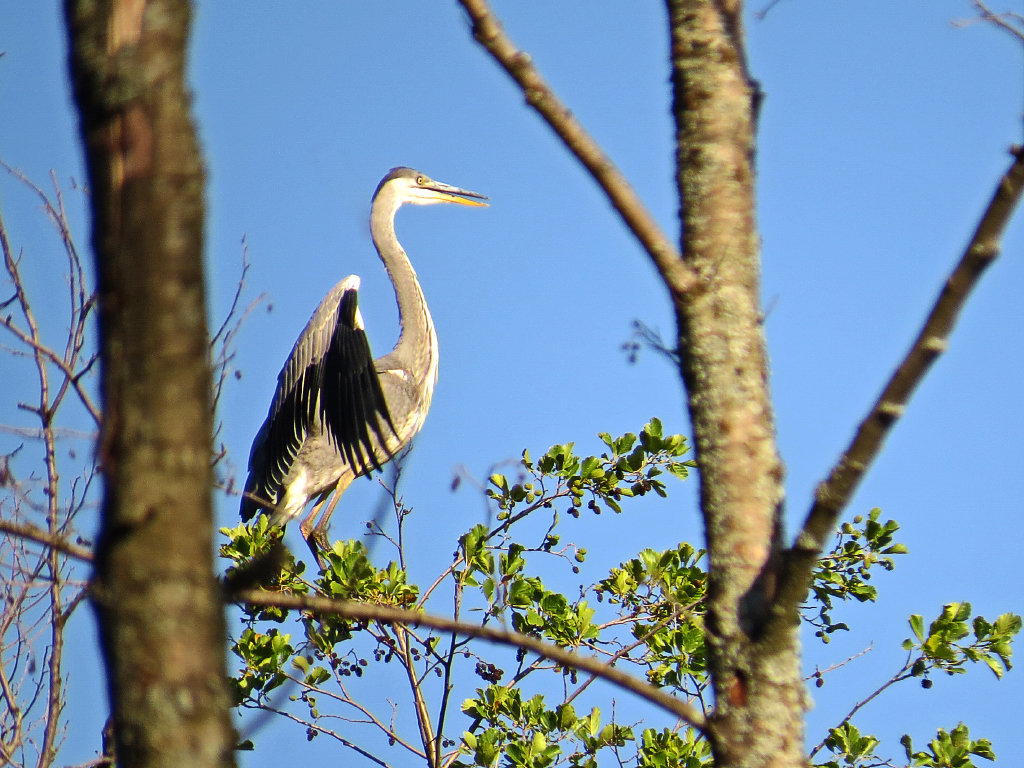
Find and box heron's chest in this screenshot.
[380,321,438,441]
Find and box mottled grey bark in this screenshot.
[665,1,806,765]
[64,1,236,766]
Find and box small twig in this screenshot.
[251,703,395,768]
[806,644,873,682]
[775,146,1024,618]
[0,519,94,563]
[457,0,700,297]
[209,241,265,416]
[563,608,682,708]
[754,0,787,20]
[286,670,424,758]
[232,589,709,733]
[0,423,96,441]
[966,1,1024,45]
[808,653,916,759]
[0,167,100,426]
[622,319,680,366]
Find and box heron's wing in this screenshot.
[319,289,398,477]
[241,276,364,519]
[270,276,364,420]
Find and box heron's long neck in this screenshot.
[371,194,437,380]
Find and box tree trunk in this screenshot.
[64,2,236,766]
[665,1,807,765]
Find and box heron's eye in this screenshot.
[415,175,426,186]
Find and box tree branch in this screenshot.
[457,0,700,297]
[0,161,100,427]
[968,1,1024,45]
[0,520,94,563]
[231,589,709,733]
[776,146,1024,616]
[808,653,915,760]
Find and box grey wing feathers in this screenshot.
[240,276,397,521]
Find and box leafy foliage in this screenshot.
[818,722,997,768]
[460,691,631,768]
[806,508,906,643]
[901,724,995,768]
[221,420,1017,768]
[817,722,881,768]
[812,604,1020,767]
[904,603,1020,682]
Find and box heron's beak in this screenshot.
[426,181,489,207]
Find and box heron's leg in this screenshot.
[299,497,328,548]
[296,497,328,568]
[304,475,354,565]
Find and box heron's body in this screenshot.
[240,168,485,552]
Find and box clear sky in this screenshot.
[2,2,1023,766]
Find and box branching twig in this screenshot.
[776,146,1024,618]
[0,520,94,563]
[0,164,96,768]
[249,702,396,768]
[231,589,708,733]
[0,162,99,427]
[754,0,788,20]
[808,652,917,759]
[456,0,700,297]
[283,670,425,759]
[563,608,681,708]
[962,1,1024,45]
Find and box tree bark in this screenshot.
[665,1,806,765]
[64,2,236,767]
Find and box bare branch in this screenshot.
[0,163,101,426]
[246,702,395,768]
[777,146,1024,616]
[231,589,709,733]
[754,0,787,21]
[457,0,700,297]
[0,519,94,563]
[808,652,917,759]
[964,1,1024,45]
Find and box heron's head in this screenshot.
[379,167,488,208]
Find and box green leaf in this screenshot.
[910,614,925,642]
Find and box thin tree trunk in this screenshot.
[665,1,806,765]
[64,2,235,766]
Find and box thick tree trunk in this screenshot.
[64,2,235,767]
[665,1,806,765]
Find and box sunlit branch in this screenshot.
[457,0,700,297]
[807,651,918,760]
[776,146,1024,617]
[395,627,438,768]
[0,519,94,563]
[232,589,708,733]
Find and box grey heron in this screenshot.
[240,167,487,556]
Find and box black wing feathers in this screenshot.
[267,363,320,489]
[241,286,397,521]
[320,290,397,477]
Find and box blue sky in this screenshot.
[2,2,1023,766]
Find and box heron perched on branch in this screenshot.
[240,167,487,555]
